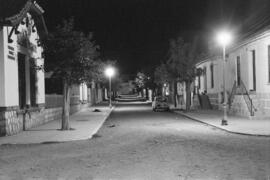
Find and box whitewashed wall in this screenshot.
[197,32,270,95]
[195,30,270,116]
[79,83,88,101]
[0,27,19,107]
[228,32,270,93]
[196,57,222,95]
[0,13,45,108]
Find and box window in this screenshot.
[198,75,201,89]
[203,66,207,90]
[268,46,270,83]
[236,56,241,86]
[18,53,26,109]
[29,58,37,106]
[210,63,214,88]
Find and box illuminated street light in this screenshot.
[217,31,232,47]
[216,30,232,126]
[105,67,115,108]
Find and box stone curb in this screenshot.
[174,111,270,137]
[37,106,115,144]
[0,106,115,146]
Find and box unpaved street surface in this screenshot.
[0,102,270,180]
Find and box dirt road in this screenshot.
[0,102,269,180]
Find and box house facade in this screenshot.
[0,1,108,137]
[0,0,50,136]
[195,29,270,118]
[195,56,223,110]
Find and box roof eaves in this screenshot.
[5,0,32,26]
[3,0,45,27]
[195,54,221,67]
[228,26,270,53]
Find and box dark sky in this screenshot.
[38,0,266,77]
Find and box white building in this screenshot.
[195,29,270,118]
[0,0,48,136]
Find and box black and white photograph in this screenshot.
[0,0,270,179]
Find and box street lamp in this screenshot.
[105,67,115,108]
[217,30,232,126]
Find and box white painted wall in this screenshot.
[79,83,88,101]
[228,32,270,93]
[196,57,222,95]
[0,13,46,107]
[36,58,45,104]
[27,15,45,105]
[3,26,19,107]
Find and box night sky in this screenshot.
[38,0,267,77]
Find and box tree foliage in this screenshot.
[43,18,101,130]
[154,36,199,109]
[154,63,171,85]
[155,37,198,85]
[133,72,151,90]
[44,18,100,85]
[167,37,198,82]
[134,72,147,90]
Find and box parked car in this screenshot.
[152,96,170,111]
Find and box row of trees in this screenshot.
[43,18,114,130]
[133,72,155,98]
[154,36,201,111]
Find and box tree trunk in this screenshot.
[185,81,191,111]
[62,79,70,130]
[173,80,177,107]
[145,88,149,99]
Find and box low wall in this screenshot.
[192,93,218,110]
[192,94,200,109]
[45,95,63,108]
[0,107,62,136]
[0,103,90,137]
[229,95,251,117]
[0,88,105,136]
[251,93,270,118]
[228,93,270,118]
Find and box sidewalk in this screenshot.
[0,103,114,145]
[174,109,270,136]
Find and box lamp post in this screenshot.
[105,67,115,108]
[217,31,232,126]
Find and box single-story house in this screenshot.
[195,28,270,118]
[0,0,49,136]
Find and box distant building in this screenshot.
[118,81,135,95]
